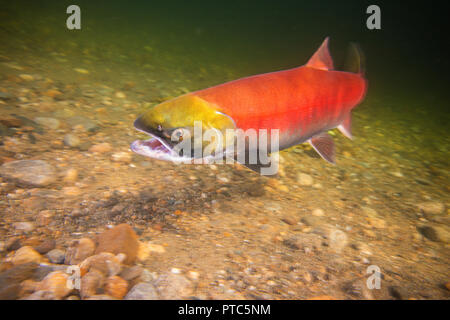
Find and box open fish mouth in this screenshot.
[130,135,191,162]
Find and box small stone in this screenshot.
[80,269,105,299]
[33,117,60,130]
[79,252,124,277]
[417,202,445,215]
[0,160,57,187]
[281,215,297,225]
[34,239,56,254]
[12,246,42,265]
[36,210,54,226]
[147,243,166,254]
[46,249,65,264]
[19,74,34,81]
[119,266,143,282]
[417,225,450,243]
[13,222,35,232]
[62,186,81,196]
[89,142,112,153]
[125,283,158,300]
[115,91,126,99]
[137,242,151,263]
[95,224,139,265]
[0,262,38,299]
[297,173,313,186]
[111,152,132,163]
[312,208,325,217]
[329,229,348,253]
[74,68,89,74]
[66,116,98,132]
[0,91,14,100]
[63,134,80,148]
[154,273,193,300]
[23,290,56,300]
[63,168,78,183]
[38,271,72,299]
[64,238,96,265]
[187,271,199,281]
[105,276,128,299]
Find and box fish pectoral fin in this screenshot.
[308,132,336,164]
[337,113,352,140]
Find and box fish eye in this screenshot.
[171,128,187,142]
[157,125,163,132]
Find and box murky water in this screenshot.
[0,1,448,300]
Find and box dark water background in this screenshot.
[1,0,449,153]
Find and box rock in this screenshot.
[115,91,126,99]
[297,173,313,186]
[33,117,60,130]
[13,222,35,232]
[328,229,348,253]
[64,238,96,265]
[417,225,450,243]
[154,273,193,300]
[79,252,124,277]
[66,116,98,132]
[147,243,166,254]
[119,266,143,282]
[89,142,112,153]
[0,117,21,127]
[36,210,54,226]
[38,271,72,299]
[0,91,14,100]
[125,283,159,300]
[105,276,128,299]
[74,68,89,74]
[46,249,65,264]
[19,74,34,81]
[0,160,57,187]
[0,262,38,299]
[95,224,139,264]
[417,202,445,215]
[12,246,42,265]
[34,239,56,254]
[281,215,297,225]
[63,168,78,183]
[63,134,81,148]
[5,238,21,251]
[137,241,151,262]
[312,208,325,217]
[80,269,105,299]
[111,152,132,163]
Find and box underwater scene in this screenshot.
[0,0,448,300]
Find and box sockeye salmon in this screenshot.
[131,37,367,175]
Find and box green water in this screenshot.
[0,0,448,300]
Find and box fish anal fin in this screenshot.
[308,132,336,164]
[306,37,334,71]
[338,114,353,140]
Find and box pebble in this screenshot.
[19,74,34,81]
[12,246,42,265]
[417,225,450,243]
[105,276,128,299]
[74,68,89,74]
[125,283,159,300]
[64,238,96,265]
[95,224,139,265]
[13,222,35,232]
[137,242,151,263]
[80,269,105,299]
[33,117,60,130]
[62,186,81,196]
[0,91,14,100]
[38,271,72,299]
[46,249,65,264]
[0,160,57,187]
[154,273,193,299]
[66,116,98,132]
[79,252,124,277]
[329,229,348,253]
[34,239,56,254]
[115,91,126,99]
[111,152,132,163]
[0,262,38,299]
[63,134,81,148]
[89,142,112,153]
[297,173,313,186]
[312,208,325,217]
[417,202,445,215]
[63,168,78,183]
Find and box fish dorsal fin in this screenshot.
[306,37,334,71]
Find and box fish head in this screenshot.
[131,94,236,163]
